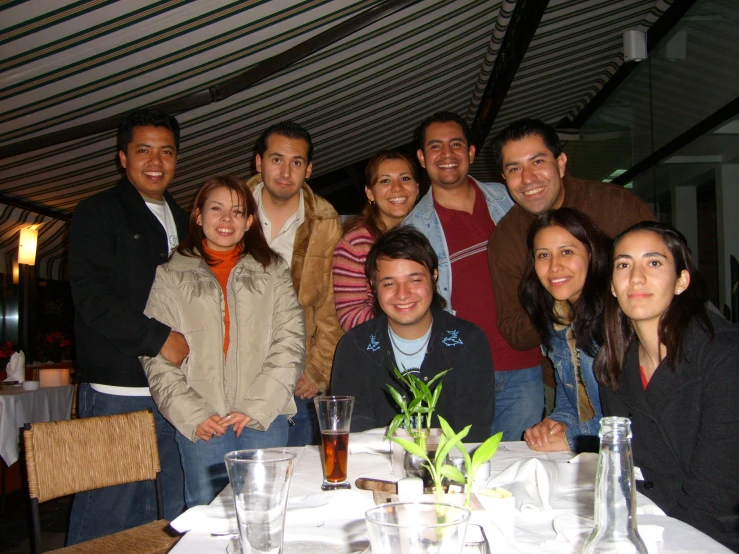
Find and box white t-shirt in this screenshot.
[253,182,304,268]
[389,325,432,374]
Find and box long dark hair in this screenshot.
[518,208,611,356]
[177,175,280,269]
[594,221,713,390]
[365,226,447,315]
[344,150,419,239]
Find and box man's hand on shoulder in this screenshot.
[160,330,189,367]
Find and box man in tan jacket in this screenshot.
[247,120,343,446]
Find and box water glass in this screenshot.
[314,395,354,491]
[365,502,471,554]
[224,449,296,554]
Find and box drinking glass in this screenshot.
[314,395,354,491]
[224,449,296,554]
[365,502,471,554]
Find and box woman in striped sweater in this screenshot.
[332,151,420,331]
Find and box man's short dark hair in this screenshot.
[492,118,563,168]
[365,226,447,314]
[414,111,473,150]
[117,109,180,154]
[255,120,314,163]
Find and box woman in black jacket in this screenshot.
[595,221,739,551]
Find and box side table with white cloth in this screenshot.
[169,431,733,554]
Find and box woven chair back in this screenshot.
[24,409,161,503]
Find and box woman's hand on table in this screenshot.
[524,418,570,452]
[195,415,228,441]
[219,412,252,437]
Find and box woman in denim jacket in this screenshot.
[519,208,611,452]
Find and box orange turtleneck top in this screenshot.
[202,242,242,355]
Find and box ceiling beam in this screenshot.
[611,95,739,186]
[558,0,699,130]
[0,0,421,161]
[0,193,72,221]
[470,0,550,151]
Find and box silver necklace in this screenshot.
[388,319,433,356]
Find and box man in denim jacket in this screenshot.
[403,112,544,441]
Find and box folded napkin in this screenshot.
[170,489,375,534]
[4,351,25,383]
[349,428,392,454]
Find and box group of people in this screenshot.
[67,108,738,550]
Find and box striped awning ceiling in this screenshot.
[0,0,674,279]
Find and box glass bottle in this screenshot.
[582,416,648,554]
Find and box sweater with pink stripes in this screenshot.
[332,225,376,332]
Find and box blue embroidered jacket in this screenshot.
[331,308,495,442]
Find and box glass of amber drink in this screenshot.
[314,396,354,491]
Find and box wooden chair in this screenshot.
[23,409,180,553]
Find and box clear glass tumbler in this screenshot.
[365,502,471,554]
[224,449,296,554]
[314,395,354,491]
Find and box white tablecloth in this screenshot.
[0,385,74,466]
[170,440,732,554]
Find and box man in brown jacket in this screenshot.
[487,119,654,441]
[247,120,343,446]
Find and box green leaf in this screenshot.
[439,416,456,439]
[471,432,503,470]
[440,465,466,485]
[427,369,450,389]
[390,437,429,460]
[386,416,404,439]
[386,385,407,412]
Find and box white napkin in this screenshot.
[170,489,374,534]
[4,351,25,382]
[349,428,391,454]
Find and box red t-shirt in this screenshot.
[435,182,541,371]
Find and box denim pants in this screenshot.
[287,396,318,447]
[175,415,289,508]
[67,384,186,545]
[491,365,545,442]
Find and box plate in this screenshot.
[226,528,370,554]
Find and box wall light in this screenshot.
[18,227,39,265]
[12,261,19,284]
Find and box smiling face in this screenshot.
[533,225,591,303]
[501,133,567,215]
[375,257,436,339]
[118,126,177,200]
[255,133,313,202]
[417,121,475,190]
[196,186,253,252]
[366,158,419,229]
[611,230,690,326]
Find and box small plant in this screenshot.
[437,419,503,508]
[389,415,463,503]
[385,366,449,451]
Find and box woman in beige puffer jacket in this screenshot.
[142,176,305,507]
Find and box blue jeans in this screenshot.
[67,384,185,545]
[287,396,318,447]
[176,415,289,508]
[491,365,544,442]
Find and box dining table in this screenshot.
[169,431,732,554]
[0,384,75,467]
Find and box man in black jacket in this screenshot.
[67,109,189,543]
[331,227,495,442]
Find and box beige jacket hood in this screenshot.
[142,251,305,441]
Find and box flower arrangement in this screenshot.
[0,341,14,370]
[35,331,72,362]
